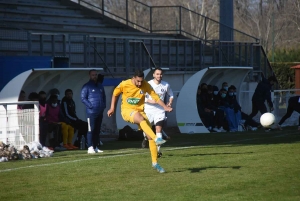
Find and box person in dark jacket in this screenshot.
[245,76,277,128]
[277,96,300,130]
[61,89,88,147]
[81,69,106,154]
[196,86,215,132]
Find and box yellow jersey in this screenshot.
[113,79,160,112]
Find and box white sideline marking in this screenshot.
[0,133,290,173]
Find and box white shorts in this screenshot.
[146,110,166,125]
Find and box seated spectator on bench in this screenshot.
[46,95,78,150]
[17,90,27,109]
[61,89,88,147]
[219,86,242,132]
[47,88,61,104]
[196,86,217,132]
[38,91,52,149]
[221,82,229,91]
[230,85,259,131]
[212,86,227,132]
[22,92,39,109]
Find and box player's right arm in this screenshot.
[107,82,123,117]
[146,84,172,112]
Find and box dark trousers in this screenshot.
[278,104,300,126]
[215,109,225,128]
[87,112,103,148]
[242,112,260,127]
[39,119,48,147]
[199,110,215,128]
[48,123,62,148]
[70,119,88,141]
[245,101,268,126]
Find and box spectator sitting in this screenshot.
[200,83,207,92]
[61,89,88,147]
[196,86,218,132]
[38,91,53,150]
[47,88,61,104]
[217,88,231,131]
[211,86,226,132]
[222,82,229,91]
[22,92,39,109]
[230,85,259,131]
[46,95,78,150]
[225,86,242,132]
[17,90,27,109]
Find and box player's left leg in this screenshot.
[153,111,167,158]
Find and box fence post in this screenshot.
[286,91,290,109]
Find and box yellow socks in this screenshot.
[149,140,158,164]
[140,120,157,140]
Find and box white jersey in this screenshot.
[144,80,173,113]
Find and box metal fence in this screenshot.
[0,102,39,150]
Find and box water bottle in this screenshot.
[80,135,86,150]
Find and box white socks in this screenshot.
[156,133,162,152]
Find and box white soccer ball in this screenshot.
[260,113,276,128]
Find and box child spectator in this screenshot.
[38,91,51,149]
[46,95,78,150]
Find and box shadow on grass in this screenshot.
[100,126,300,151]
[173,166,242,173]
[167,152,254,157]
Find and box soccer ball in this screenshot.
[260,113,276,128]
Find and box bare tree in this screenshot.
[234,0,299,52]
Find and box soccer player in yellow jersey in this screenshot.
[107,70,172,173]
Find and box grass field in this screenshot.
[1,127,300,201]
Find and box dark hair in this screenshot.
[89,69,97,74]
[65,89,73,95]
[20,90,25,94]
[229,85,236,90]
[38,91,46,95]
[200,83,207,88]
[28,92,39,100]
[153,67,163,73]
[268,76,277,82]
[48,88,60,96]
[49,94,58,101]
[222,82,228,86]
[134,70,144,78]
[207,85,213,91]
[213,86,219,91]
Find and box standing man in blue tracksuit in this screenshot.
[81,69,106,154]
[245,76,277,129]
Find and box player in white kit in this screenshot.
[143,67,174,157]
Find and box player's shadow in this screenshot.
[167,151,254,157]
[174,166,242,173]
